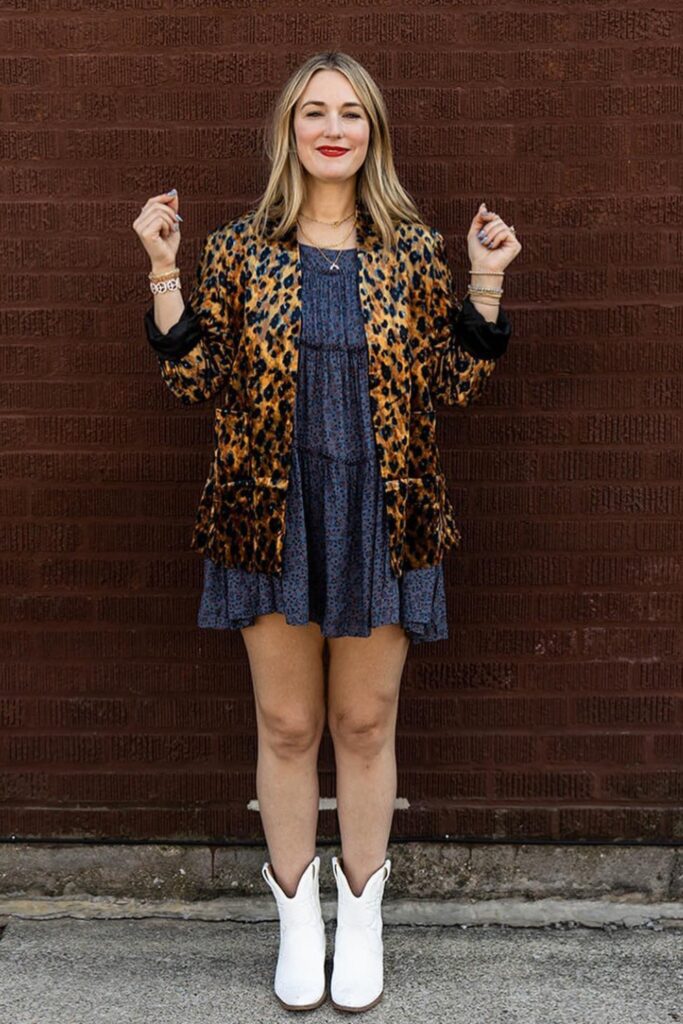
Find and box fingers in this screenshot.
[480,227,516,250]
[471,214,502,242]
[137,210,177,240]
[478,220,508,249]
[135,192,179,226]
[157,211,180,238]
[138,201,177,223]
[134,200,179,237]
[469,205,522,260]
[472,207,517,249]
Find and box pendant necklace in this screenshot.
[296,208,358,272]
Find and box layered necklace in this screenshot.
[296,206,358,272]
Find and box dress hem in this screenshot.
[197,610,447,643]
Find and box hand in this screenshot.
[466,202,522,274]
[133,189,182,270]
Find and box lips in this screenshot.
[318,147,349,156]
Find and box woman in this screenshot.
[134,50,521,1014]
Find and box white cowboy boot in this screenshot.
[261,854,327,1011]
[330,855,392,1012]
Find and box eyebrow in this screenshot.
[301,100,364,109]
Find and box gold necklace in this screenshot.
[296,210,358,272]
[298,208,356,228]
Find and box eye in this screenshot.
[304,111,362,119]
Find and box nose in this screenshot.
[322,117,344,138]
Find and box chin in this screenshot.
[307,169,351,180]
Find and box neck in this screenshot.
[299,179,357,224]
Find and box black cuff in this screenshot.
[455,295,512,360]
[144,299,202,359]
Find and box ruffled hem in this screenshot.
[197,564,448,643]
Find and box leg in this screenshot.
[326,623,410,896]
[240,611,326,897]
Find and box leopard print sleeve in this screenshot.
[144,223,245,405]
[427,229,511,408]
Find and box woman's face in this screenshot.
[292,69,370,186]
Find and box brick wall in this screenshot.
[1,6,681,843]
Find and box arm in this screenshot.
[427,230,512,408]
[143,224,245,405]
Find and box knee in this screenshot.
[328,705,395,756]
[258,708,324,759]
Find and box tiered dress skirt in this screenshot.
[197,242,449,642]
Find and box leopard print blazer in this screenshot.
[144,201,512,578]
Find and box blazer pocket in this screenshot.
[200,409,254,569]
[404,472,446,568]
[385,471,450,573]
[213,407,251,485]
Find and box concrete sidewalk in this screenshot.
[0,915,681,1024]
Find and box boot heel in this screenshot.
[261,854,327,1011]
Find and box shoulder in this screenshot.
[394,220,448,279]
[395,219,445,255]
[199,209,256,260]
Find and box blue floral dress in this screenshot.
[197,242,449,642]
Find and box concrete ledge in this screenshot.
[1,841,681,905]
[1,893,683,929]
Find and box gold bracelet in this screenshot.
[149,267,180,282]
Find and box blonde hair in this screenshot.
[249,50,428,251]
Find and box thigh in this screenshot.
[240,612,326,734]
[326,623,410,732]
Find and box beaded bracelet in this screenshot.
[468,268,504,302]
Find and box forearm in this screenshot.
[427,229,512,407]
[467,269,502,324]
[143,227,242,404]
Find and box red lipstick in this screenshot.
[318,146,349,157]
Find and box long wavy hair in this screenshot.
[249,51,427,250]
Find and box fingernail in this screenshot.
[175,213,183,221]
[166,188,177,196]
[481,202,487,211]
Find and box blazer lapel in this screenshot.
[354,204,411,481]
